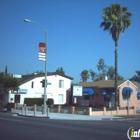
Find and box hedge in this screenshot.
[24,98,43,106]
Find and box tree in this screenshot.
[106,66,124,80]
[56,67,65,75]
[117,75,124,80]
[33,70,43,74]
[5,66,7,75]
[80,70,89,82]
[89,69,97,81]
[100,3,132,107]
[107,66,115,80]
[96,58,108,80]
[130,70,140,83]
[0,72,21,92]
[97,58,107,76]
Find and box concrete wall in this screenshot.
[14,105,136,116]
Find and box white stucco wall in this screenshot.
[9,74,72,105]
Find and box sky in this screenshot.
[0,0,140,83]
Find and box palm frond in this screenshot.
[100,3,132,42]
[100,21,106,27]
[104,22,111,30]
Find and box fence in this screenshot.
[14,104,136,116]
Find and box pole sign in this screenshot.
[73,86,83,96]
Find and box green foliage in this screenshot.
[80,58,124,81]
[130,70,140,83]
[46,98,54,106]
[97,58,107,78]
[0,72,21,92]
[107,66,115,80]
[89,69,97,81]
[80,70,89,82]
[33,70,44,74]
[56,67,65,75]
[100,3,132,44]
[5,66,7,75]
[24,98,43,106]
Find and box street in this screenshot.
[0,112,139,140]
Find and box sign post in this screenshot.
[72,85,83,110]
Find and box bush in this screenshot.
[24,98,43,106]
[46,98,54,106]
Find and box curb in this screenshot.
[17,114,50,119]
[13,113,50,119]
[102,118,140,121]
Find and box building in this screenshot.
[66,80,140,109]
[6,72,73,105]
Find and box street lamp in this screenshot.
[24,19,48,115]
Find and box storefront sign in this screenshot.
[12,89,27,94]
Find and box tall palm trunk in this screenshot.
[115,41,118,108]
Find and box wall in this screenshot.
[9,74,72,105]
[119,81,140,110]
[70,87,112,107]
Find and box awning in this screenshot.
[137,92,140,97]
[102,89,115,95]
[83,88,94,95]
[122,87,133,95]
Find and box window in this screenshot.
[59,80,64,88]
[31,82,34,88]
[14,95,20,103]
[123,93,130,103]
[58,94,63,103]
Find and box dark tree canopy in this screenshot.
[130,70,140,83]
[56,67,65,75]
[0,72,21,92]
[80,70,89,82]
[89,69,97,81]
[97,58,107,78]
[100,3,132,46]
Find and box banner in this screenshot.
[38,42,46,61]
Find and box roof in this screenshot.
[79,80,140,89]
[22,72,73,84]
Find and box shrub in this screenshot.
[46,98,54,106]
[24,98,43,106]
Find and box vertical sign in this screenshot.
[38,42,46,61]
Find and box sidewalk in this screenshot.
[9,109,126,121]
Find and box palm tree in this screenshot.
[100,3,132,107]
[80,70,89,82]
